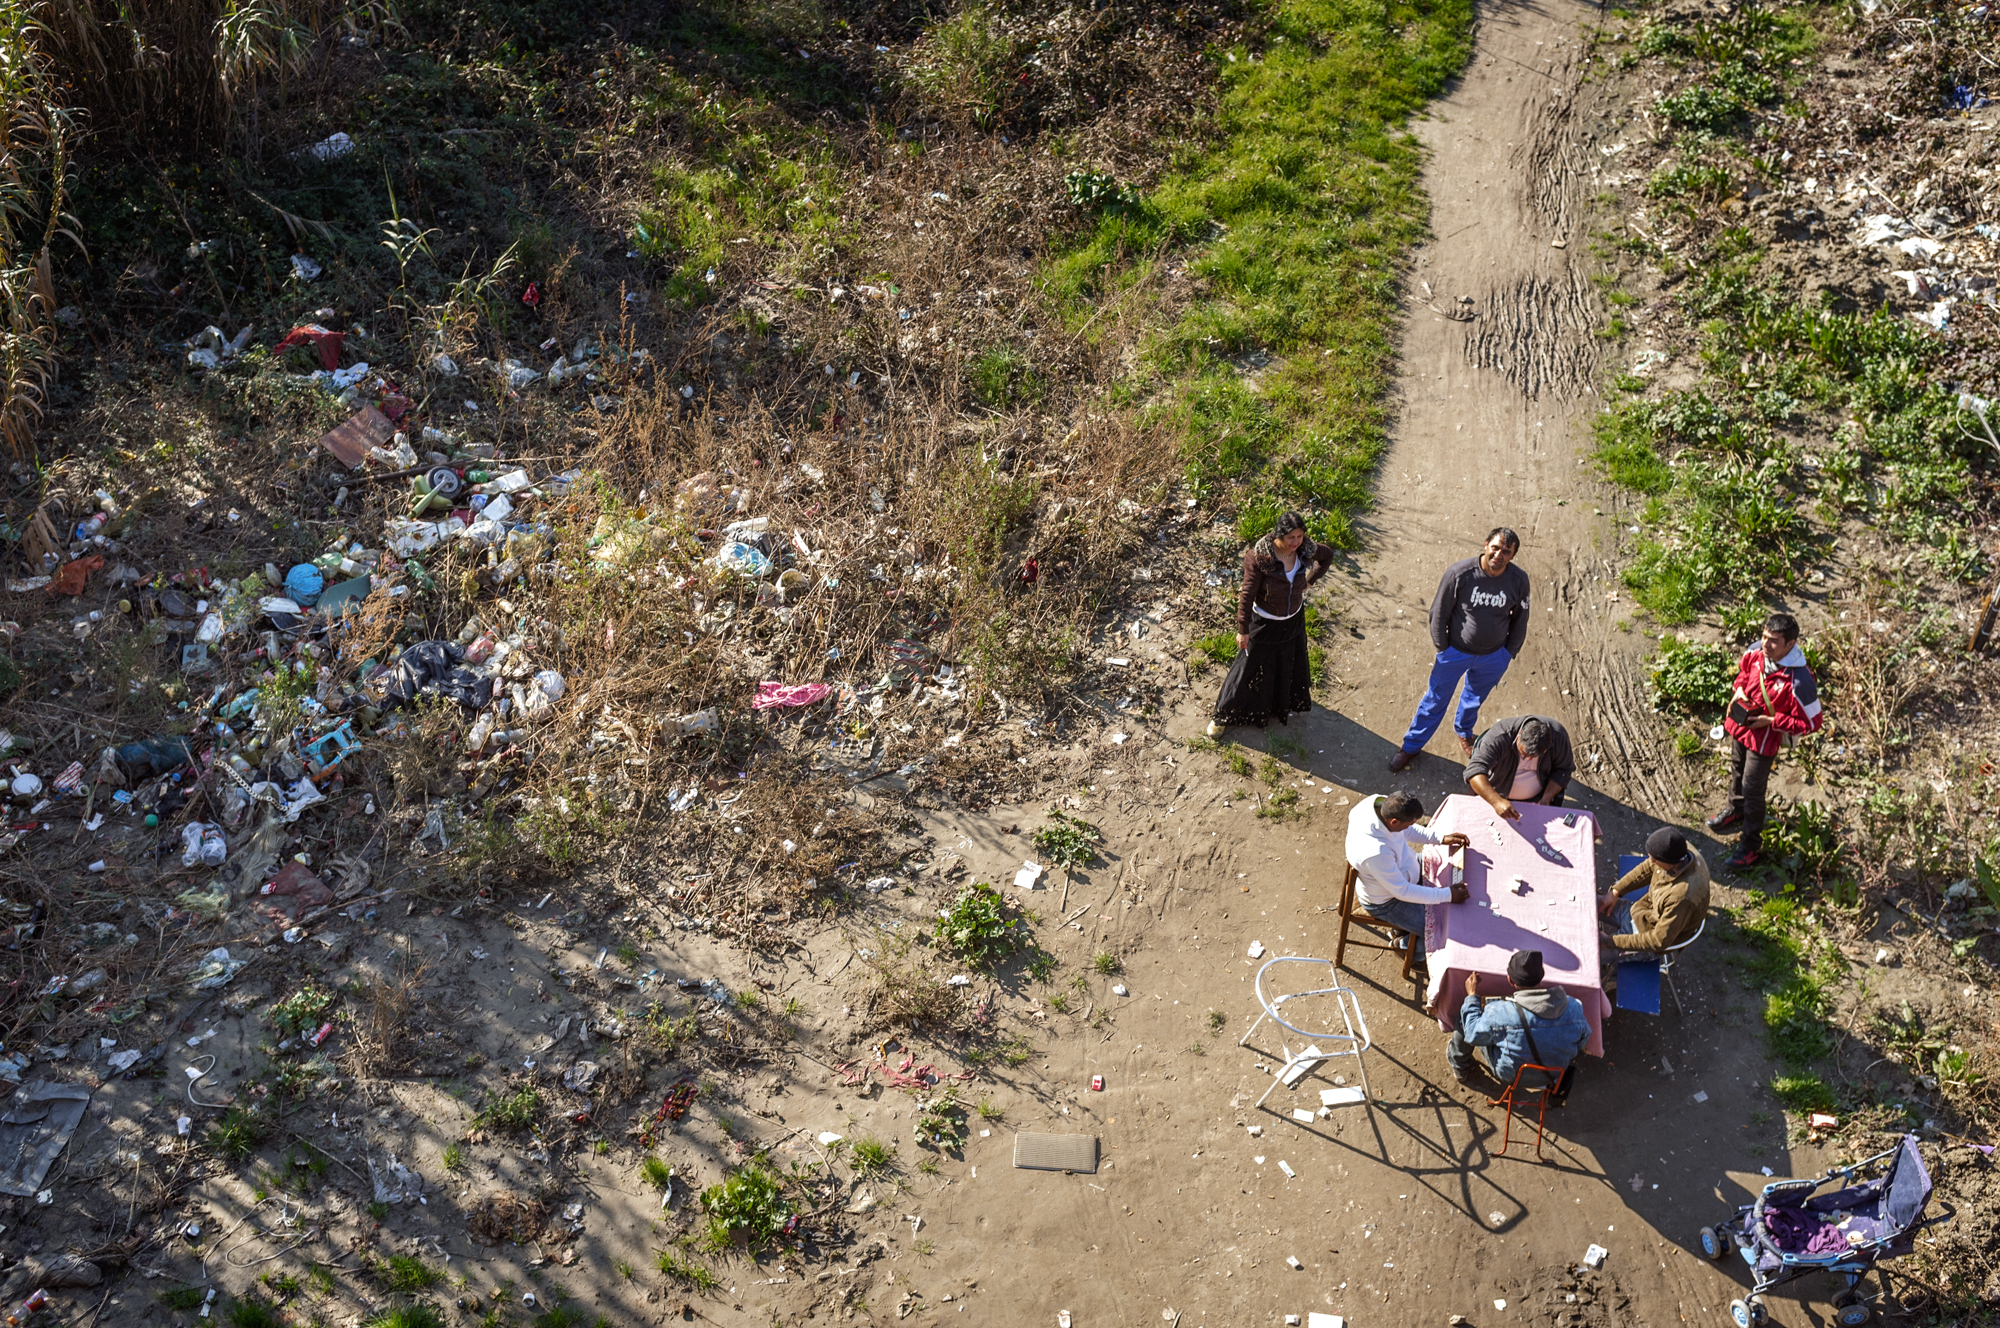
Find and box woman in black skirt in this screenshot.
[1209,510,1334,735]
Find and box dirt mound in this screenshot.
[1509,1265,1645,1328]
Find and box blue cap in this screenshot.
[285,563,325,606]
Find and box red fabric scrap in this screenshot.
[273,324,345,371]
[521,281,543,308]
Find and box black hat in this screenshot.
[1507,950,1545,988]
[1646,827,1690,863]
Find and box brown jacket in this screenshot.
[1610,849,1711,952]
[1236,534,1335,632]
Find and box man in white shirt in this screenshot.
[1345,791,1471,948]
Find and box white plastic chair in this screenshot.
[1239,957,1373,1116]
[1660,915,1705,1015]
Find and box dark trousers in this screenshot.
[1728,741,1776,852]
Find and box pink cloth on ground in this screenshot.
[1420,794,1612,1058]
[752,681,833,710]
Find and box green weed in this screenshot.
[1092,950,1122,977]
[1033,812,1103,871]
[377,1254,441,1294]
[640,1155,673,1190]
[475,1087,541,1133]
[700,1166,790,1249]
[368,1304,450,1328]
[1649,636,1735,710]
[938,883,1022,971]
[656,1248,722,1291]
[850,1137,894,1177]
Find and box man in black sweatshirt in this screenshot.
[1389,528,1531,772]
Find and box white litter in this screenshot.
[1285,1256,1303,1270]
[1014,861,1047,890]
[1248,940,1266,959]
[1584,1243,1608,1269]
[1278,1160,1297,1177]
[817,1132,844,1146]
[1693,1091,1708,1103]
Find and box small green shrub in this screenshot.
[1092,950,1121,976]
[268,984,337,1040]
[640,1155,673,1190]
[366,1303,448,1328]
[159,1288,206,1312]
[1672,729,1705,759]
[915,1086,967,1150]
[1649,636,1736,709]
[476,1087,541,1133]
[700,1165,790,1249]
[938,884,1021,970]
[1646,162,1732,201]
[209,1105,271,1163]
[1033,812,1103,870]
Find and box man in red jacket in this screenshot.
[1706,613,1823,870]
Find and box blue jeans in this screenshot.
[1401,646,1512,754]
[1362,897,1427,938]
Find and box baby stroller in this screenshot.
[1697,1135,1952,1327]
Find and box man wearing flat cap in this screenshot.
[1446,949,1591,1089]
[1599,827,1711,954]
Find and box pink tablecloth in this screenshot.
[1420,794,1612,1057]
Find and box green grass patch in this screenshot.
[376,1254,442,1294]
[850,1137,894,1177]
[475,1086,542,1133]
[657,1247,723,1291]
[1045,0,1475,527]
[1736,898,1848,1107]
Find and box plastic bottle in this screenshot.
[463,632,497,665]
[465,716,493,753]
[74,513,106,540]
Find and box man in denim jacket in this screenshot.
[1446,949,1590,1089]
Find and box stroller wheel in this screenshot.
[1749,1301,1770,1327]
[1834,1304,1873,1327]
[1699,1226,1725,1260]
[1729,1300,1754,1328]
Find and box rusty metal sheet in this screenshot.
[314,406,393,470]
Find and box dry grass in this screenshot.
[339,951,427,1077]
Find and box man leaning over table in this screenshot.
[1446,949,1590,1090]
[1345,791,1471,964]
[1599,826,1710,954]
[1464,715,1572,820]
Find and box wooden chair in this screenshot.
[1333,863,1420,988]
[1487,1061,1569,1158]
